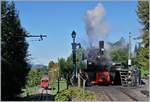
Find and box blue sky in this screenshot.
[15,1,142,65]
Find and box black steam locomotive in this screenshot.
[82,41,122,85]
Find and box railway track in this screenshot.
[38,93,48,101]
[38,89,49,101]
[86,85,139,101]
[103,87,138,101]
[120,89,138,101]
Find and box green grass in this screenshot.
[51,80,67,95]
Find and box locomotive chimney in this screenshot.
[99,41,104,55]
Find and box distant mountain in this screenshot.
[112,37,127,49]
[31,64,47,69]
[107,42,113,46]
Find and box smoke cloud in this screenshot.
[85,3,110,47]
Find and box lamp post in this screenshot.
[71,31,81,80]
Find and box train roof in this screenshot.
[41,75,49,81]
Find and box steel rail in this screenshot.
[120,90,138,101]
[102,91,114,101]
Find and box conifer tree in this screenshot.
[136,1,149,72]
[1,1,30,100]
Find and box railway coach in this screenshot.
[40,75,49,89]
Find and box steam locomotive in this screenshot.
[83,41,122,85]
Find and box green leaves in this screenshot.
[137,47,149,69]
[137,1,149,29]
[136,1,149,48]
[59,58,67,76]
[136,1,149,76]
[26,68,47,87]
[110,48,128,67]
[55,87,97,101]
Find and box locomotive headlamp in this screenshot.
[97,55,100,59]
[71,31,76,38]
[128,70,131,73]
[112,63,115,65]
[88,62,92,65]
[101,48,104,51]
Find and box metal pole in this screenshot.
[71,31,81,86]
[67,73,69,89]
[128,32,132,68]
[129,32,131,60]
[57,58,60,93]
[72,37,77,78]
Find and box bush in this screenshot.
[55,89,71,101]
[55,87,97,101]
[141,68,149,78]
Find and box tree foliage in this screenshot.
[137,1,149,31]
[76,48,86,69]
[136,1,149,71]
[48,60,59,83]
[47,48,86,83]
[48,61,55,71]
[26,67,48,87]
[110,48,128,67]
[1,1,30,100]
[58,58,67,78]
[58,48,85,79]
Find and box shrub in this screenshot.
[55,87,97,101]
[55,89,71,101]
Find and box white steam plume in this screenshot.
[85,3,110,47]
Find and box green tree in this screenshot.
[66,56,73,75]
[76,48,86,69]
[136,1,149,73]
[65,48,85,77]
[1,1,30,100]
[58,58,67,78]
[110,48,128,67]
[48,61,55,71]
[26,67,47,87]
[48,61,58,83]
